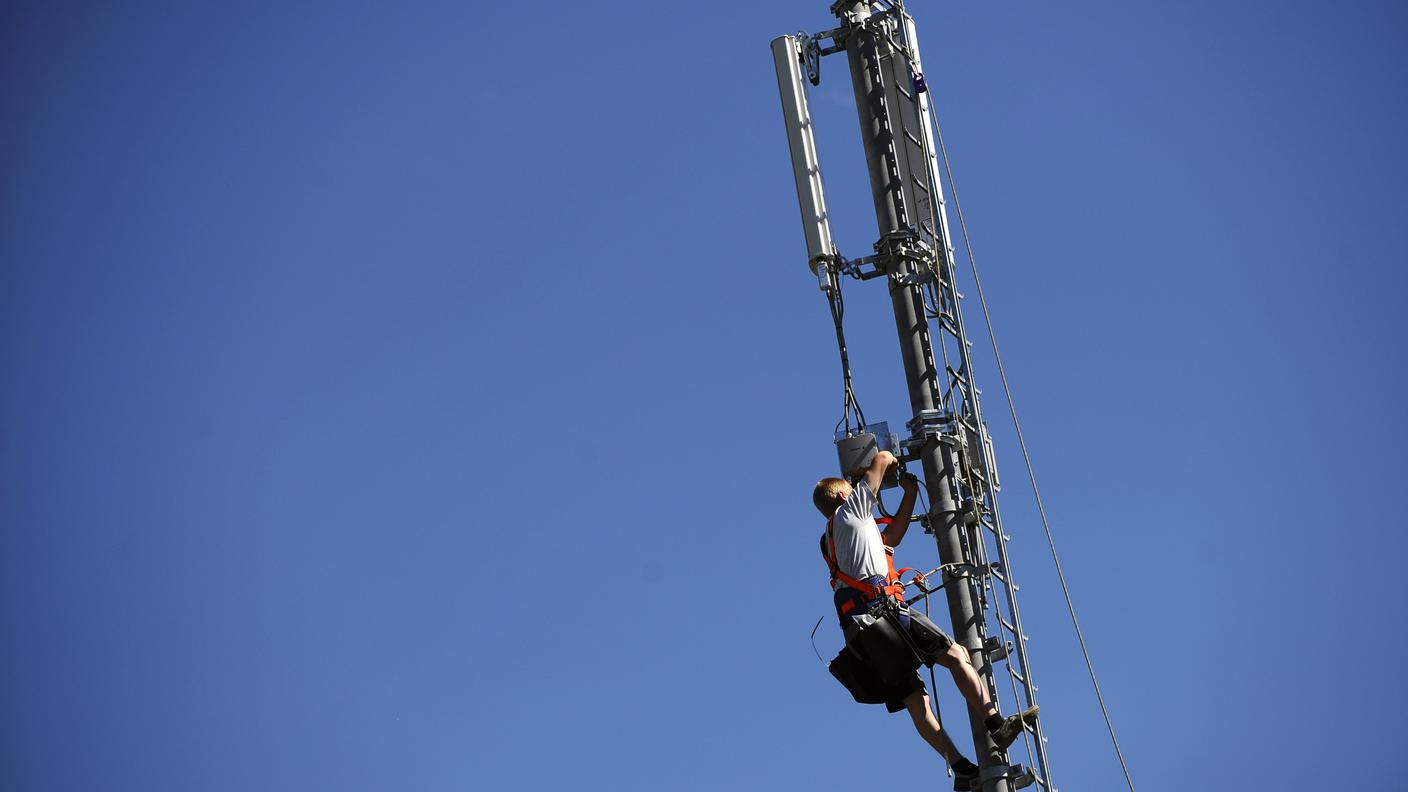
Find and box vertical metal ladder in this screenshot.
[844,6,1056,790]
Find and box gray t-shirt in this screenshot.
[829,479,889,588]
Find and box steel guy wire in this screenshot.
[930,99,1137,792]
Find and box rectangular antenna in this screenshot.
[771,35,836,273]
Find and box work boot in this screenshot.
[951,758,979,791]
[990,705,1040,750]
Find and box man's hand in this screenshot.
[899,471,919,494]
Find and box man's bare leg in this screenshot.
[934,643,1041,750]
[902,690,964,763]
[935,643,999,718]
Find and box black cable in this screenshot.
[826,273,867,434]
[809,615,828,666]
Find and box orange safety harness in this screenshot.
[821,515,921,616]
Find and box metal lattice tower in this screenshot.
[773,4,1053,790]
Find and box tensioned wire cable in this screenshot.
[913,481,952,784]
[928,101,1138,792]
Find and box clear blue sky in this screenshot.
[3,2,1406,790]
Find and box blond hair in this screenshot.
[813,477,850,516]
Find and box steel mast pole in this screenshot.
[833,3,1009,788]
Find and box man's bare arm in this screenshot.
[882,472,920,548]
[862,450,896,496]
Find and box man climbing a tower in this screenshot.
[816,448,1039,790]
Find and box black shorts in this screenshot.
[840,602,955,663]
[897,606,956,662]
[830,604,955,713]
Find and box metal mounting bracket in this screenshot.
[982,635,1012,662]
[942,562,1002,583]
[802,25,848,89]
[837,254,885,281]
[905,408,957,440]
[876,232,938,285]
[916,512,932,534]
[802,35,822,85]
[975,763,1037,790]
[892,268,934,286]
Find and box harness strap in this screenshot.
[822,515,905,605]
